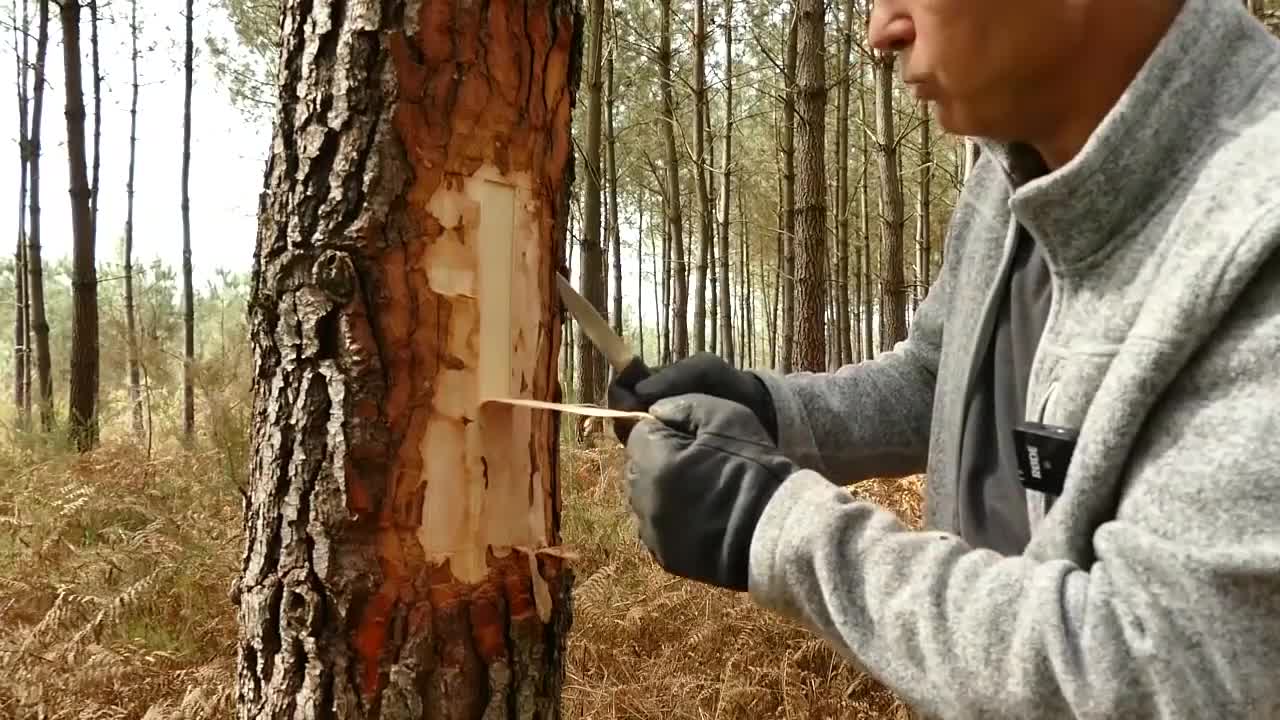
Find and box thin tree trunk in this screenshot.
[577,0,606,403]
[125,0,143,437]
[235,0,580,714]
[659,0,688,359]
[27,0,51,431]
[61,0,99,451]
[13,0,30,424]
[89,0,100,243]
[181,0,196,442]
[717,0,735,364]
[637,199,645,362]
[780,10,798,372]
[792,0,827,371]
[606,37,622,341]
[873,52,907,349]
[835,0,854,368]
[915,106,933,308]
[859,59,874,361]
[691,0,711,354]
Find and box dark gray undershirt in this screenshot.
[957,223,1054,556]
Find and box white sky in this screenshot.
[1,0,271,289]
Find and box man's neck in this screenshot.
[1033,1,1185,169]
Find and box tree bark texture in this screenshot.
[716,0,735,365]
[27,0,51,430]
[61,0,99,451]
[834,0,854,368]
[792,0,826,372]
[658,0,687,359]
[779,11,797,373]
[125,0,143,438]
[577,0,606,403]
[873,52,906,350]
[858,63,873,361]
[234,1,580,716]
[691,0,710,354]
[182,0,197,442]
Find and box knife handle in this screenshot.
[609,356,652,444]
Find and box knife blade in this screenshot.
[555,272,652,433]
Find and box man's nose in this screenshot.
[868,0,915,53]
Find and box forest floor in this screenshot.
[0,428,922,719]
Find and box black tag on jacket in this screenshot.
[1013,421,1078,495]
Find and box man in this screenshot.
[609,0,1280,717]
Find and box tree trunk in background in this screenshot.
[606,29,622,340]
[89,0,101,244]
[13,0,30,424]
[235,0,579,714]
[181,0,196,443]
[659,0,688,359]
[859,58,874,361]
[27,0,51,431]
[637,200,645,361]
[691,0,711,354]
[792,0,827,371]
[780,11,797,373]
[578,0,606,403]
[125,0,143,438]
[834,0,854,367]
[61,0,99,452]
[717,0,735,364]
[873,51,906,350]
[915,106,933,308]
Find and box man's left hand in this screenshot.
[624,393,799,592]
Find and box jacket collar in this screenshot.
[975,0,1260,271]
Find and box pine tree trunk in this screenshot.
[717,0,735,364]
[858,60,874,362]
[27,0,51,431]
[61,0,99,452]
[792,0,827,372]
[637,200,645,362]
[873,52,906,350]
[659,0,688,359]
[780,11,798,373]
[915,106,932,307]
[181,0,196,442]
[691,0,710,355]
[606,37,622,342]
[577,0,606,403]
[125,0,143,438]
[13,0,30,424]
[234,0,581,715]
[835,0,854,368]
[89,0,100,244]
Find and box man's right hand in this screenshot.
[607,352,778,444]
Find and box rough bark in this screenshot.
[716,0,735,364]
[658,0,687,359]
[234,0,580,716]
[689,0,711,355]
[125,0,143,437]
[577,0,606,403]
[834,0,854,368]
[791,0,826,372]
[27,0,51,430]
[181,0,196,442]
[61,0,99,451]
[915,106,932,309]
[873,51,906,350]
[780,11,797,373]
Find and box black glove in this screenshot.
[608,352,778,445]
[623,393,798,592]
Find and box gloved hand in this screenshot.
[623,393,798,592]
[607,352,778,445]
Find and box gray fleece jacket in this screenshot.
[746,1,1280,718]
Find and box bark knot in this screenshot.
[312,250,359,305]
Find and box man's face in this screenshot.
[869,0,1087,140]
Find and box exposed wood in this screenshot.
[125,0,143,438]
[27,0,51,430]
[60,0,99,451]
[235,0,581,715]
[181,0,195,442]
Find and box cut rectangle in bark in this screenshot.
[234,1,583,717]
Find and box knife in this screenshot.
[555,272,652,438]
